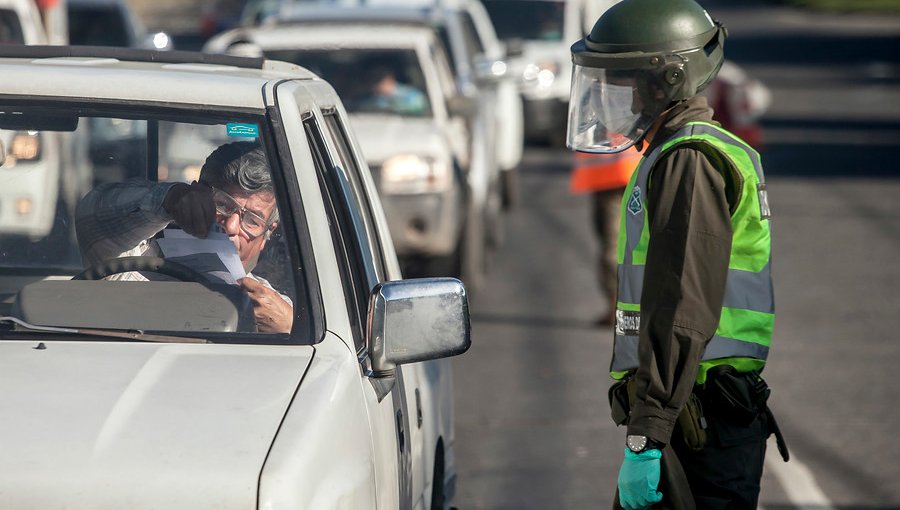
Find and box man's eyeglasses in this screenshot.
[211,187,273,239]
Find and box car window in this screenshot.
[436,25,458,76]
[482,0,566,42]
[458,12,485,63]
[265,48,433,118]
[0,9,25,44]
[67,5,130,46]
[0,105,304,341]
[303,116,370,350]
[429,39,459,102]
[323,112,387,282]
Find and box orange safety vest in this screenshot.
[569,148,643,194]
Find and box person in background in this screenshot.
[355,64,427,115]
[566,0,788,508]
[75,140,293,333]
[569,148,643,327]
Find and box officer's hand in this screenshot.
[617,448,663,510]
[239,277,293,333]
[162,181,215,238]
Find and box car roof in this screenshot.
[276,4,443,26]
[65,0,126,7]
[0,46,318,110]
[231,21,439,50]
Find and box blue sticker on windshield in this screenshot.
[226,123,259,137]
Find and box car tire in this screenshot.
[430,441,445,510]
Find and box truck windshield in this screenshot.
[482,0,565,42]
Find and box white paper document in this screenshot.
[156,226,246,282]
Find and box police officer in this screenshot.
[566,0,787,508]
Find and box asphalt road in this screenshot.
[452,2,900,509]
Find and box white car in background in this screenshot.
[206,19,481,284]
[363,0,524,210]
[0,45,469,510]
[481,0,608,145]
[0,0,45,45]
[0,2,89,247]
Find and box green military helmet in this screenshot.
[566,0,727,153]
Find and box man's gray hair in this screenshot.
[200,141,279,224]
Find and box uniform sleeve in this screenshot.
[626,146,734,444]
[75,181,179,267]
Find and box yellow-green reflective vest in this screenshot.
[611,122,774,384]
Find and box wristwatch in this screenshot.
[626,434,649,453]
[626,434,662,453]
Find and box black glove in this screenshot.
[162,181,216,238]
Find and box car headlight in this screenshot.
[381,154,451,194]
[16,197,33,216]
[523,62,559,88]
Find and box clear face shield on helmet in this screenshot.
[566,64,676,153]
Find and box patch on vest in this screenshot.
[758,183,771,219]
[627,187,643,215]
[615,309,641,336]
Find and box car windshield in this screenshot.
[265,48,433,118]
[68,5,130,46]
[0,9,25,44]
[481,0,565,42]
[0,105,302,341]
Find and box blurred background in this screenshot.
[13,0,900,507]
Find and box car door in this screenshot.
[318,104,435,510]
[274,78,418,510]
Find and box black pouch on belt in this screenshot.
[706,365,769,426]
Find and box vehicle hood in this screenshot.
[348,114,449,164]
[0,340,314,510]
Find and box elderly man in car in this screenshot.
[75,140,293,333]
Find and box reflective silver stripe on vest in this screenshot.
[611,334,769,373]
[617,264,644,305]
[618,263,774,313]
[702,335,769,361]
[611,335,640,372]
[680,123,765,183]
[725,263,774,313]
[621,142,665,266]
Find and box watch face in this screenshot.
[626,435,648,452]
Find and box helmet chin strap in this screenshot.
[638,100,683,151]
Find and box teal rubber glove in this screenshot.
[617,447,663,510]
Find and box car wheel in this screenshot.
[430,441,445,510]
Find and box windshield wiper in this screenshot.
[0,316,208,344]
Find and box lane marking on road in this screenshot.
[765,438,836,510]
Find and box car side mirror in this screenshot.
[367,277,471,379]
[446,95,477,118]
